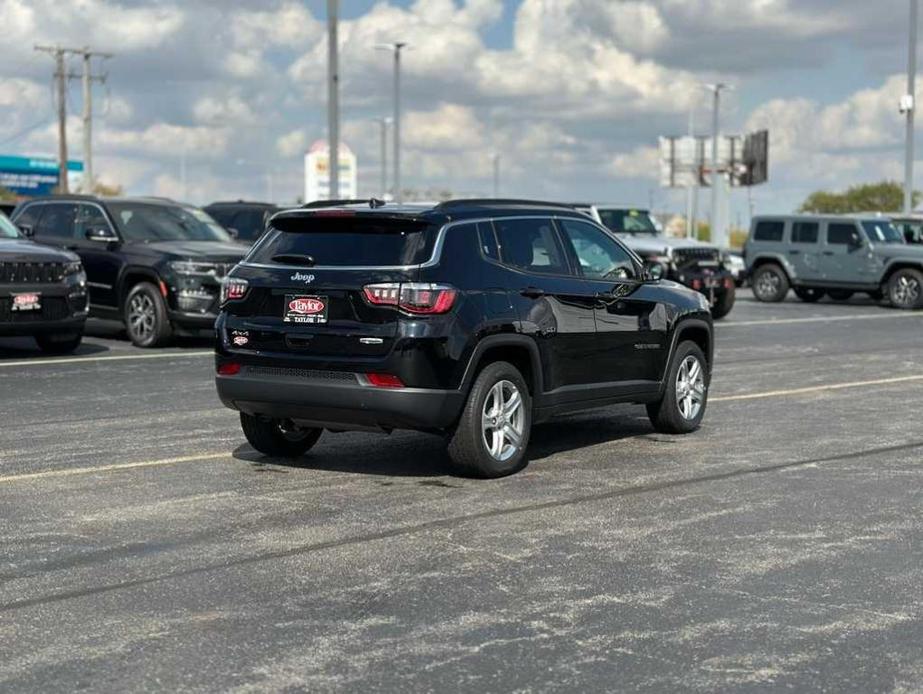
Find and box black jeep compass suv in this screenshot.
[1,211,88,353]
[12,196,248,347]
[215,200,714,477]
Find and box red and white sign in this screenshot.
[12,293,41,311]
[288,297,325,315]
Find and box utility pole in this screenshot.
[704,83,731,246]
[35,45,70,193]
[491,153,500,197]
[327,0,340,200]
[375,117,391,198]
[686,101,696,239]
[904,0,919,214]
[377,43,407,203]
[36,44,111,194]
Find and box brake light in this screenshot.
[362,283,457,315]
[217,362,242,376]
[365,373,404,388]
[221,278,249,303]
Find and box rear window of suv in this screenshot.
[250,214,438,267]
[753,220,784,242]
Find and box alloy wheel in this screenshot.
[676,355,706,420]
[892,274,921,307]
[481,380,525,462]
[755,271,780,299]
[128,293,157,341]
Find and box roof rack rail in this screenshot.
[434,198,579,211]
[303,199,376,209]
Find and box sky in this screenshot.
[0,0,919,223]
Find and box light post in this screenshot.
[376,42,407,203]
[703,83,731,246]
[375,117,392,199]
[327,0,340,200]
[903,0,919,213]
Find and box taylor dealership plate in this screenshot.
[11,292,42,312]
[283,295,328,324]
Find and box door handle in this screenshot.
[65,245,79,251]
[788,250,800,255]
[595,291,616,301]
[520,287,546,298]
[822,251,835,256]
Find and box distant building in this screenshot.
[0,155,83,197]
[304,140,357,202]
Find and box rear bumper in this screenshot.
[216,367,465,432]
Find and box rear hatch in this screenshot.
[223,212,440,359]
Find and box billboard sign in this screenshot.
[659,132,768,189]
[304,140,357,202]
[0,155,84,197]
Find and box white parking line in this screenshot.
[0,351,213,369]
[711,375,923,402]
[719,312,923,328]
[0,452,228,484]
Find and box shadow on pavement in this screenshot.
[0,336,110,359]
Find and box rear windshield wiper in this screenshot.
[272,254,316,266]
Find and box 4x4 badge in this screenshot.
[291,272,315,283]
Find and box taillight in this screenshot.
[217,362,241,376]
[221,278,249,304]
[362,283,457,315]
[365,373,405,388]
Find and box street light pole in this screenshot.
[704,83,730,246]
[377,42,407,203]
[376,117,391,199]
[327,0,340,201]
[904,0,919,214]
[686,100,696,239]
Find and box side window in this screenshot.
[34,203,77,239]
[753,220,784,242]
[828,223,857,245]
[791,222,819,244]
[206,208,235,228]
[74,204,113,239]
[12,204,42,228]
[231,210,268,241]
[557,218,637,280]
[493,217,568,275]
[476,221,499,261]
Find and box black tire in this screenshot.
[647,341,708,435]
[124,282,173,348]
[710,285,735,320]
[887,268,923,310]
[827,289,854,302]
[751,263,790,302]
[794,287,825,303]
[446,361,532,478]
[240,413,323,458]
[34,331,83,355]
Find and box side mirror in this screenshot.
[18,224,34,238]
[849,231,865,249]
[644,263,665,281]
[85,227,117,242]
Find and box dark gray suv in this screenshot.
[745,214,923,309]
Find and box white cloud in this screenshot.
[276,130,307,158]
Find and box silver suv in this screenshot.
[745,214,923,309]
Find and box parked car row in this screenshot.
[744,214,923,309]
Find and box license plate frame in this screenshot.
[283,294,328,324]
[11,292,42,312]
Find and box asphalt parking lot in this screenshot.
[1,295,922,692]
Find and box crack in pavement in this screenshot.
[3,439,922,614]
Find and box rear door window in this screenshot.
[753,220,784,242]
[250,214,438,267]
[34,203,77,240]
[476,221,500,261]
[791,222,819,244]
[827,223,857,245]
[493,217,568,275]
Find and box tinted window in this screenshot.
[494,217,568,275]
[791,222,819,244]
[828,223,857,245]
[109,203,230,242]
[250,215,437,267]
[597,208,657,236]
[861,220,903,244]
[34,203,77,239]
[753,221,784,242]
[476,221,499,261]
[232,209,270,241]
[0,212,20,239]
[558,218,637,280]
[205,207,236,228]
[75,204,114,239]
[12,204,41,229]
